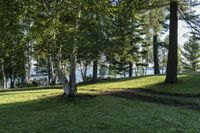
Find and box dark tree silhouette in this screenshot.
[165,1,178,83]
[93,60,98,82]
[153,35,160,74]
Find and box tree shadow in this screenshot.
[77,74,157,86]
[105,89,200,112]
[141,73,200,97]
[1,88,200,113]
[1,73,200,112]
[0,75,153,93]
[139,89,200,98]
[0,86,62,94]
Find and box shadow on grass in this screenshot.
[0,74,158,95]
[0,86,62,94]
[1,89,200,113]
[0,75,154,94]
[143,73,200,96]
[1,73,200,112]
[77,74,157,86]
[139,89,200,98]
[106,89,200,112]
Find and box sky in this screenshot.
[178,5,200,45]
[178,21,189,45]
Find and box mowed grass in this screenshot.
[79,72,200,94]
[1,73,200,133]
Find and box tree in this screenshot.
[158,36,169,74]
[165,1,178,83]
[25,0,82,96]
[144,1,167,75]
[182,34,200,71]
[24,0,112,97]
[153,35,160,74]
[105,0,144,78]
[0,0,26,88]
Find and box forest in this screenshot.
[1,0,200,132]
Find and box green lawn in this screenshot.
[1,73,200,133]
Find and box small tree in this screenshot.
[182,35,200,72]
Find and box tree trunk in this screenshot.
[82,67,87,81]
[55,64,70,95]
[48,55,51,85]
[1,60,7,89]
[68,1,81,96]
[10,74,14,88]
[25,45,31,84]
[80,62,88,81]
[153,35,160,75]
[93,60,98,82]
[165,1,178,83]
[145,66,148,75]
[135,66,138,77]
[123,70,126,78]
[129,62,133,77]
[53,46,71,96]
[50,55,56,85]
[69,49,77,97]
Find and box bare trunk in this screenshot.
[55,64,70,95]
[135,66,138,77]
[1,60,7,89]
[123,70,126,78]
[81,67,87,81]
[80,62,88,81]
[10,74,14,88]
[25,59,31,84]
[153,35,160,75]
[92,60,98,82]
[166,1,178,83]
[53,46,71,96]
[50,55,56,85]
[48,56,51,85]
[25,66,31,84]
[129,62,133,77]
[145,66,148,75]
[68,2,81,96]
[69,48,77,97]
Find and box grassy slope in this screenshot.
[0,73,200,133]
[79,72,200,94]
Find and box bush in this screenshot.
[32,81,38,87]
[83,75,93,82]
[16,81,38,88]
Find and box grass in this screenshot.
[1,72,200,133]
[79,72,200,94]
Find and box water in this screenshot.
[0,68,165,89]
[76,68,165,82]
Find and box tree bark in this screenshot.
[48,56,51,85]
[153,35,160,75]
[165,1,178,83]
[53,47,71,97]
[55,63,70,95]
[10,74,14,88]
[50,55,56,85]
[93,60,98,82]
[1,59,7,89]
[123,70,126,78]
[80,61,88,81]
[129,62,133,77]
[25,43,31,84]
[69,48,77,97]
